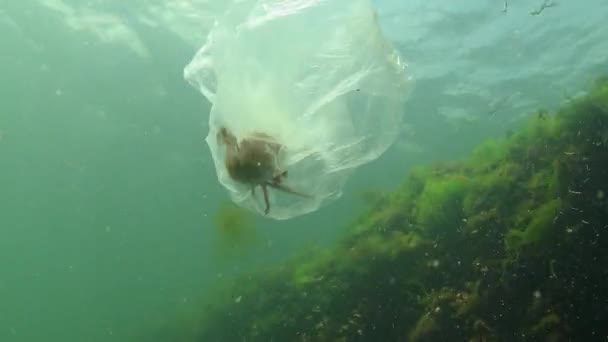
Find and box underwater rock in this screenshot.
[169,78,608,341]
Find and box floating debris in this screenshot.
[530,0,557,15]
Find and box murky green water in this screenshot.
[1,1,607,341]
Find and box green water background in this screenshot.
[1,0,607,341]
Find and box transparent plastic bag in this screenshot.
[184,0,411,220]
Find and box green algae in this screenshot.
[213,202,259,254]
[414,175,469,232]
[164,77,608,342]
[505,198,562,252]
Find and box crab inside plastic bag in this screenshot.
[184,0,411,220]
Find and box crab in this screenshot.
[217,127,311,215]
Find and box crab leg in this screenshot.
[261,184,271,214]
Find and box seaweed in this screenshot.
[167,77,608,341]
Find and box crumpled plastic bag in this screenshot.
[184,0,411,220]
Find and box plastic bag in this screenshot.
[184,0,411,220]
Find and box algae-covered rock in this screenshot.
[168,78,608,341]
[505,198,562,252]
